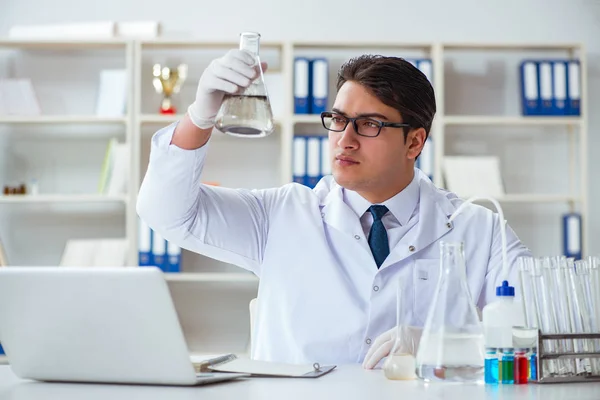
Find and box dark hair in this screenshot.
[336,55,436,141]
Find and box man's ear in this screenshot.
[407,128,427,160]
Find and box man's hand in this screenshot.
[362,325,423,369]
[187,49,267,129]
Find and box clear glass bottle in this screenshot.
[415,241,485,383]
[384,277,417,380]
[214,32,274,138]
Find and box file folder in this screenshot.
[306,136,321,188]
[567,60,581,116]
[138,218,152,267]
[417,59,433,84]
[562,212,582,260]
[151,229,167,271]
[418,137,434,181]
[539,61,553,116]
[552,60,567,115]
[294,58,310,114]
[310,58,328,114]
[520,61,540,116]
[320,136,331,178]
[166,241,181,273]
[292,136,307,185]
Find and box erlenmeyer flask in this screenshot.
[415,241,485,383]
[383,277,417,380]
[214,32,274,138]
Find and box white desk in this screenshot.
[0,365,599,400]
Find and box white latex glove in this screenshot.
[362,325,423,370]
[187,49,267,129]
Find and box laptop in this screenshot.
[0,266,248,386]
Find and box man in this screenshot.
[137,49,531,369]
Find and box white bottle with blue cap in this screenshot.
[482,280,525,349]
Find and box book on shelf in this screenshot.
[98,138,129,195]
[59,238,129,267]
[443,156,505,199]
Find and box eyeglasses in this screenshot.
[320,111,410,138]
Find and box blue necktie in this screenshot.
[368,205,390,269]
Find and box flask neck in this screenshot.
[239,32,260,56]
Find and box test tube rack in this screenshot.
[536,331,600,384]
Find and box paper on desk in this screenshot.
[190,354,330,377]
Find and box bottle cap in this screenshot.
[496,280,515,297]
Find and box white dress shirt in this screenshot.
[343,173,420,253]
[137,123,532,365]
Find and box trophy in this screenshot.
[152,63,188,114]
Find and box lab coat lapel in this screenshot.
[381,178,455,269]
[319,184,372,254]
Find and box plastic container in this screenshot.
[482,280,525,349]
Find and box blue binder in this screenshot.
[306,136,321,188]
[138,218,152,267]
[520,60,540,116]
[416,59,433,84]
[567,60,581,116]
[166,241,181,273]
[539,61,554,116]
[151,229,167,271]
[417,137,434,181]
[552,60,568,116]
[292,136,307,185]
[294,58,310,114]
[562,212,582,260]
[310,58,328,114]
[320,136,331,179]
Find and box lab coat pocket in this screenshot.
[413,259,441,326]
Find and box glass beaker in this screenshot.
[415,241,485,383]
[383,277,417,380]
[214,32,274,138]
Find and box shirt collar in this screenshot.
[342,170,420,226]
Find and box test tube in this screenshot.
[565,258,590,374]
[548,256,576,375]
[574,260,599,374]
[530,257,558,376]
[518,256,538,329]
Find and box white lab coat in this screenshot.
[137,124,532,366]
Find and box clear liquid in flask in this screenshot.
[215,94,274,137]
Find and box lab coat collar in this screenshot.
[341,171,420,227]
[315,170,457,268]
[380,170,457,269]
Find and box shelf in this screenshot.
[164,272,258,283]
[292,115,322,124]
[443,42,581,51]
[0,194,128,204]
[140,39,283,49]
[473,194,580,203]
[443,116,581,126]
[0,39,128,49]
[0,116,127,124]
[139,114,284,127]
[292,41,433,50]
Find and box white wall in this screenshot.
[1,0,599,256]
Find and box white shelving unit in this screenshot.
[0,38,135,266]
[0,38,587,270]
[437,42,587,255]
